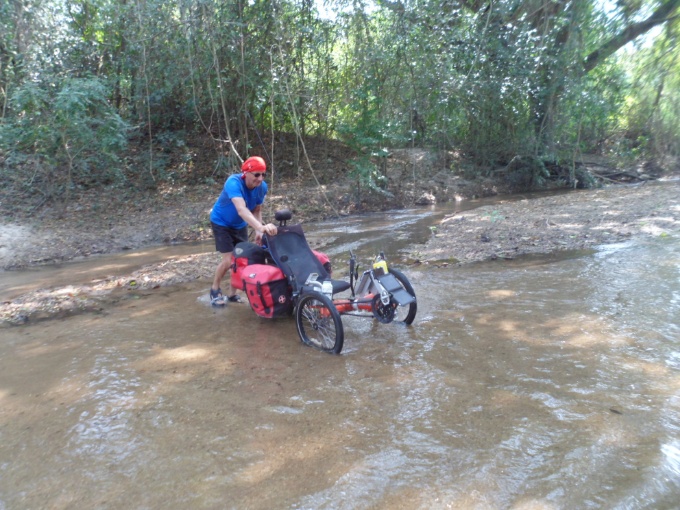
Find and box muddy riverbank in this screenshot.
[1,178,677,327]
[412,180,679,265]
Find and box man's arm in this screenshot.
[231,197,277,236]
[253,204,264,225]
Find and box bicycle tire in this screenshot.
[296,291,344,354]
[389,268,417,325]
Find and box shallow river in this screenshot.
[1,200,679,509]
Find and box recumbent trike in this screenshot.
[230,209,417,354]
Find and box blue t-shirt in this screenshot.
[210,174,268,229]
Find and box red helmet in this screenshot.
[241,156,267,173]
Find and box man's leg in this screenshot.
[210,221,235,306]
[210,223,246,305]
[212,252,232,296]
[215,252,242,301]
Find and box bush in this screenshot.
[505,155,550,191]
[0,77,129,203]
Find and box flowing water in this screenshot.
[1,199,679,509]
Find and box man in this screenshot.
[209,156,278,306]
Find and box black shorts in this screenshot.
[211,222,248,253]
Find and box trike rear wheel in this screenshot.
[389,268,417,325]
[296,291,344,354]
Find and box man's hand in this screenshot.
[255,223,277,246]
[261,223,277,236]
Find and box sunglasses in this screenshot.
[251,172,266,178]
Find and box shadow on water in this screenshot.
[1,195,679,508]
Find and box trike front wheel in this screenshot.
[389,268,417,325]
[296,291,344,354]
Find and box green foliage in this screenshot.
[1,77,129,201]
[617,21,680,159]
[337,120,389,198]
[1,0,679,204]
[573,166,598,189]
[505,155,551,191]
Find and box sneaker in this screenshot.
[210,288,226,307]
[227,294,243,303]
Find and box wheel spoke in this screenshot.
[296,292,344,353]
[301,302,334,348]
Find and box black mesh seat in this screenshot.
[265,225,350,295]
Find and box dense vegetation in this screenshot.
[1,0,679,205]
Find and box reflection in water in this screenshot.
[0,217,678,508]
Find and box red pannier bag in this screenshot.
[241,264,293,318]
[231,242,271,291]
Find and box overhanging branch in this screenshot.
[583,0,680,73]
